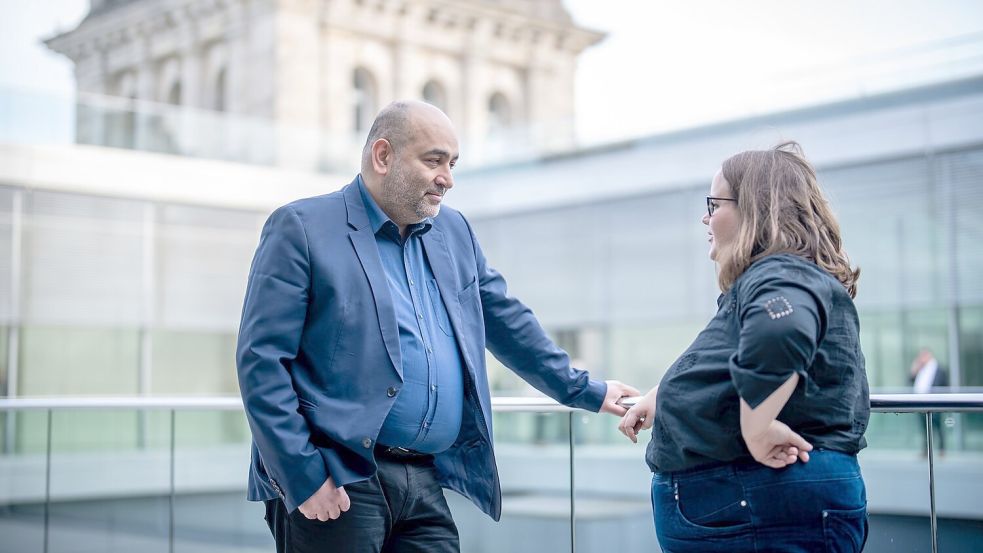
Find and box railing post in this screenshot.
[569,411,575,553]
[926,412,938,553]
[169,409,176,553]
[44,408,51,553]
[4,189,24,456]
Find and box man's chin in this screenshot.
[417,205,441,219]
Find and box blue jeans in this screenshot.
[652,450,868,553]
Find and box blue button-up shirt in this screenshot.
[358,177,465,454]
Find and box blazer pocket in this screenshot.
[457,276,478,304]
[456,276,481,320]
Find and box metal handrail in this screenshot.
[0,393,981,412]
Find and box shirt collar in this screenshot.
[357,175,433,239]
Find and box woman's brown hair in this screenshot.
[717,141,860,297]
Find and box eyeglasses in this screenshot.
[706,196,737,217]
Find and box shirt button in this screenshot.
[387,386,398,397]
[431,385,436,391]
[362,437,372,449]
[426,347,432,354]
[418,313,423,319]
[409,279,414,286]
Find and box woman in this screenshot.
[619,142,869,552]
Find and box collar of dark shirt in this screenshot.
[356,174,433,242]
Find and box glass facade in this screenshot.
[0,186,264,454]
[468,146,983,452]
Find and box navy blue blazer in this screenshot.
[236,178,606,520]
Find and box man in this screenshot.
[236,100,638,552]
[910,348,949,454]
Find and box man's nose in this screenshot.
[702,213,710,225]
[436,169,454,190]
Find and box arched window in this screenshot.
[108,71,138,148]
[213,68,227,112]
[115,71,137,98]
[488,92,512,131]
[422,80,447,112]
[353,67,377,133]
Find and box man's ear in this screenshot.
[371,139,393,175]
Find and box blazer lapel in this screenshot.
[344,182,402,380]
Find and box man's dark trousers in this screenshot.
[264,454,459,553]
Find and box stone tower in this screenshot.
[46,0,603,170]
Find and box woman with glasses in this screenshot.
[619,141,869,552]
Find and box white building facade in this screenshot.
[45,0,602,170]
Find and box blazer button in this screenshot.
[362,437,372,449]
[387,386,398,397]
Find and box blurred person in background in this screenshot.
[910,348,949,455]
[619,142,870,552]
[236,100,638,553]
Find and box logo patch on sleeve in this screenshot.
[764,296,794,320]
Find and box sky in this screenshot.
[1,0,983,144]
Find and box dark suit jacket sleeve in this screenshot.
[236,205,328,511]
[461,214,607,412]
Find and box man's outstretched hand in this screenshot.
[600,380,642,416]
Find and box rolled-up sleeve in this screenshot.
[729,274,826,408]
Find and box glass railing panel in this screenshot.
[931,412,983,552]
[963,411,983,451]
[447,410,572,553]
[1,86,585,174]
[860,412,933,552]
[46,408,171,553]
[172,409,269,553]
[572,410,657,553]
[0,410,49,553]
[1,397,979,553]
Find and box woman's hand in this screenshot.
[743,419,812,469]
[618,386,657,443]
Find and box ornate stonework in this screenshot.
[46,0,603,169]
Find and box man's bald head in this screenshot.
[360,100,452,171]
[359,100,459,232]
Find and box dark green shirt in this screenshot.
[646,254,870,473]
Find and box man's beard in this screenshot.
[382,161,440,223]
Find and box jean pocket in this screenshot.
[823,504,867,553]
[674,473,752,531]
